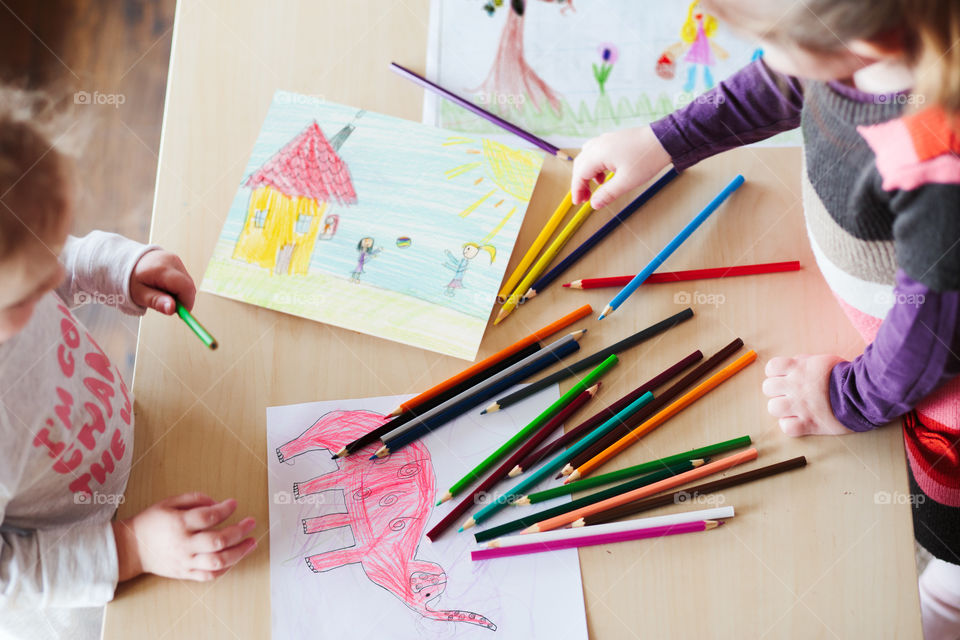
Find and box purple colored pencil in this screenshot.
[470,519,718,560]
[389,62,572,161]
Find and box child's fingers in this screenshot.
[764,356,794,377]
[138,286,177,315]
[761,376,789,398]
[185,568,229,582]
[589,172,628,210]
[182,498,238,531]
[570,152,608,206]
[159,492,215,509]
[192,537,256,572]
[157,265,197,311]
[766,396,795,418]
[778,417,806,437]
[190,517,256,553]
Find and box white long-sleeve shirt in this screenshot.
[0,231,155,639]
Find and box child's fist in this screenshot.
[570,125,672,210]
[130,250,196,314]
[112,492,257,582]
[762,354,851,437]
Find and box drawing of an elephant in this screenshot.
[277,409,496,630]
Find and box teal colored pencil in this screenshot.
[519,435,753,503]
[445,354,618,500]
[460,390,654,530]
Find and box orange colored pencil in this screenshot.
[524,447,759,533]
[386,304,593,416]
[567,350,758,478]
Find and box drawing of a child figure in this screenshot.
[350,237,382,283]
[443,242,495,297]
[656,1,728,93]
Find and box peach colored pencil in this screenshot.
[524,447,759,533]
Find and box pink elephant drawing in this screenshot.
[276,409,496,631]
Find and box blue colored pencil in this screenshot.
[374,339,582,457]
[460,391,654,530]
[599,174,745,320]
[524,168,679,300]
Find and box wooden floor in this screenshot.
[0,0,176,379]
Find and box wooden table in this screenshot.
[104,1,923,637]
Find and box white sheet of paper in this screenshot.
[266,387,588,639]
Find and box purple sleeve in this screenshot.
[829,270,960,431]
[650,58,805,170]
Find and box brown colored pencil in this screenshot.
[508,350,703,477]
[573,456,808,527]
[558,337,744,477]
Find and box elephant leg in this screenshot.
[293,473,342,499]
[302,512,351,535]
[305,546,365,574]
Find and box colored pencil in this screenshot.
[495,175,612,325]
[374,337,583,458]
[517,459,702,506]
[380,332,584,444]
[461,390,653,531]
[524,447,758,533]
[564,260,801,289]
[437,355,617,482]
[389,62,572,161]
[176,302,217,350]
[425,384,600,541]
[333,343,541,458]
[599,174,745,320]
[567,350,758,479]
[498,192,573,302]
[560,337,745,475]
[472,520,722,560]
[524,169,679,299]
[576,456,807,527]
[383,304,592,420]
[471,444,688,542]
[520,435,751,502]
[484,505,734,548]
[508,350,703,476]
[484,307,694,414]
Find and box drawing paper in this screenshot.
[424,0,800,148]
[202,91,544,360]
[267,388,588,639]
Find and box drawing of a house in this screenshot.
[233,116,360,275]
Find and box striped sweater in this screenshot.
[651,59,960,507]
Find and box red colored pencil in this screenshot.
[563,261,801,289]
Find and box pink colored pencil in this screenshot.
[470,519,720,560]
[563,261,801,289]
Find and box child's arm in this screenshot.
[57,231,196,316]
[572,58,804,208]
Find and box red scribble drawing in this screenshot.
[276,409,497,631]
[474,0,576,115]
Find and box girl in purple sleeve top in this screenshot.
[571,1,960,637]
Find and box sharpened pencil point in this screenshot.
[571,518,585,528]
[486,540,501,549]
[521,525,539,534]
[566,280,583,289]
[479,409,488,415]
[563,470,581,484]
[599,304,614,320]
[461,518,476,531]
[331,447,347,459]
[557,150,574,162]
[387,407,402,417]
[508,466,522,477]
[438,491,452,504]
[493,308,509,325]
[571,329,587,340]
[484,403,500,414]
[524,288,537,300]
[372,446,389,459]
[561,464,574,476]
[562,282,571,288]
[514,496,530,506]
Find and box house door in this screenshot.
[275,243,295,275]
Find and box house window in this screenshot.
[295,213,312,234]
[253,208,268,228]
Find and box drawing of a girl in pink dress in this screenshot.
[351,236,382,283]
[655,1,728,93]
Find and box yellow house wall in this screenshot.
[232,186,327,275]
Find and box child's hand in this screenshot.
[130,250,197,315]
[762,355,851,437]
[112,493,257,582]
[570,125,672,210]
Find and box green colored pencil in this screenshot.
[446,354,618,500]
[553,434,753,493]
[472,459,701,543]
[176,301,217,350]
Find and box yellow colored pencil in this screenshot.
[495,175,612,325]
[497,191,573,302]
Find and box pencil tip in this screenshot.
[562,283,571,288]
[484,404,500,414]
[524,288,537,299]
[438,492,452,504]
[597,314,606,321]
[479,409,488,415]
[508,466,521,477]
[461,518,476,531]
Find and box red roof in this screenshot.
[246,121,356,204]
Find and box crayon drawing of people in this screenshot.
[443,242,495,296]
[655,1,728,93]
[351,236,382,283]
